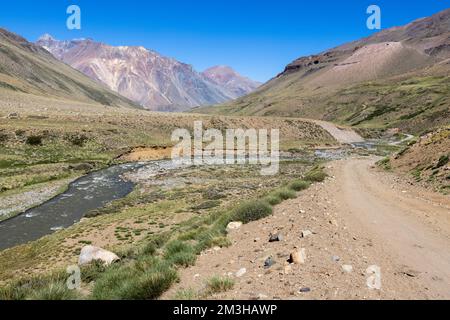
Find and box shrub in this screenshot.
[92,258,178,300]
[164,241,197,267]
[288,180,311,192]
[435,155,449,169]
[173,288,198,300]
[273,188,296,200]
[264,194,282,206]
[26,135,43,146]
[66,133,89,147]
[233,200,273,224]
[304,167,327,182]
[205,276,234,294]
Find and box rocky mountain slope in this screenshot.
[37,36,259,111]
[196,8,450,134]
[202,65,261,98]
[0,29,138,109]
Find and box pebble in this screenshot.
[269,233,283,242]
[342,265,353,273]
[236,268,247,277]
[264,257,276,268]
[301,230,313,238]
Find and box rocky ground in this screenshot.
[163,157,450,300]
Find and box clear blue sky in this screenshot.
[1,0,448,82]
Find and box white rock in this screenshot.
[226,221,243,233]
[290,248,307,265]
[236,268,247,277]
[301,230,313,238]
[342,265,353,273]
[78,246,119,266]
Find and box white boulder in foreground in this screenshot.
[226,222,243,233]
[78,245,120,266]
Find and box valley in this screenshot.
[0,5,449,302]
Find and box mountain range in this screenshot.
[196,8,450,133]
[36,35,261,112]
[0,28,138,108]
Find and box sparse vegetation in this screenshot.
[289,180,311,191]
[304,166,327,182]
[205,276,235,294]
[232,200,273,224]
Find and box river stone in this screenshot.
[226,221,243,233]
[78,245,120,266]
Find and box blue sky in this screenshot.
[1,0,448,82]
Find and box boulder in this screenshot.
[226,221,243,233]
[78,245,120,266]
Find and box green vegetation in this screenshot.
[289,180,311,191]
[232,200,273,224]
[92,257,178,300]
[0,162,325,300]
[304,166,328,182]
[205,276,235,294]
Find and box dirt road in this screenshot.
[337,158,450,298]
[163,157,450,300]
[313,120,364,144]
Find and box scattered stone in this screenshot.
[264,257,276,269]
[299,287,311,293]
[301,230,313,238]
[78,246,120,266]
[7,112,19,119]
[284,265,292,275]
[288,248,306,265]
[226,221,243,233]
[236,268,247,278]
[269,233,283,242]
[342,265,353,273]
[257,293,268,300]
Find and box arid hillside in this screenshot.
[195,9,450,134]
[388,127,450,193]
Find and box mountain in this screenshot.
[0,29,138,108]
[196,8,450,134]
[202,65,261,98]
[37,36,259,112]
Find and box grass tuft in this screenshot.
[232,200,273,224]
